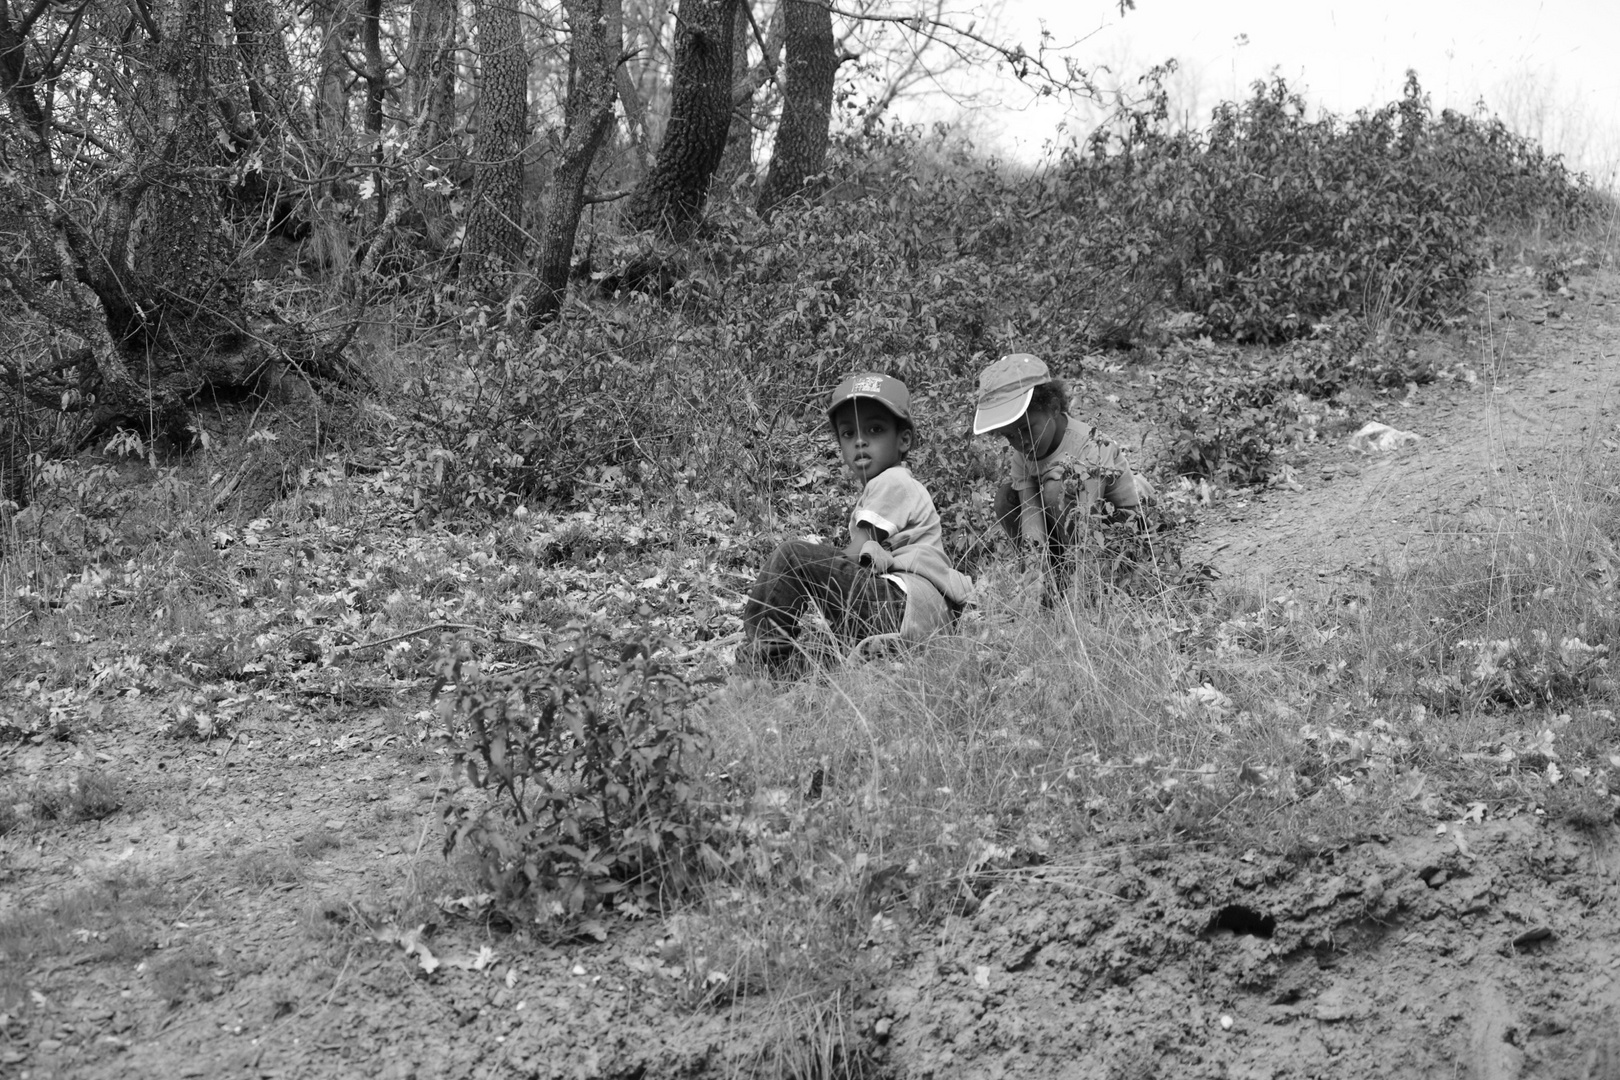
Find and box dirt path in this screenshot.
[1187,266,1620,588]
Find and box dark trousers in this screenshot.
[741,541,907,663]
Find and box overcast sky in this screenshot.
[887,0,1620,184]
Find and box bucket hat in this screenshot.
[972,353,1050,434]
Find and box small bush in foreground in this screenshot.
[437,630,726,928]
[1,768,123,833]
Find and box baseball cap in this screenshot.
[826,372,911,422]
[972,353,1050,434]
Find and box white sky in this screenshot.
[886,0,1620,184]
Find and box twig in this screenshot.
[318,947,355,1015]
[666,632,743,663]
[335,621,489,654]
[2,611,31,634]
[582,188,634,206]
[335,622,551,656]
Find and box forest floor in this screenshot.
[3,261,1620,1079]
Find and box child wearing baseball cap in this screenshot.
[739,372,973,669]
[972,353,1148,585]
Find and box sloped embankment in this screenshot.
[876,818,1620,1078]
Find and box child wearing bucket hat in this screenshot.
[973,354,1148,580]
[739,373,973,669]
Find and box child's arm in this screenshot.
[845,522,888,562]
[1016,482,1047,550]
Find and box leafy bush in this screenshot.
[407,318,682,510]
[437,630,726,926]
[1055,71,1599,342]
[1153,356,1301,484]
[399,75,1599,515]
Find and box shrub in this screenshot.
[406,318,683,510]
[398,76,1599,515]
[1056,71,1598,342]
[1153,353,1302,484]
[437,630,727,927]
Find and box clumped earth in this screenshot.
[4,264,1620,1079]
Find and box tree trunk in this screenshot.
[624,0,672,147]
[231,0,304,137]
[614,12,652,175]
[530,0,622,324]
[131,0,246,356]
[714,3,754,186]
[1,1,54,170]
[624,0,737,237]
[359,0,387,222]
[404,0,457,155]
[756,0,835,217]
[401,0,459,249]
[458,0,529,302]
[312,0,358,147]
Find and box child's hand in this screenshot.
[1015,536,1045,574]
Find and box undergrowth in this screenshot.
[436,631,725,928]
[664,449,1620,1045]
[380,73,1608,519]
[1,66,1617,1080]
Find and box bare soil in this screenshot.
[4,264,1620,1079]
[1183,265,1620,589]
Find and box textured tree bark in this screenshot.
[614,12,652,175]
[0,3,53,167]
[718,0,786,189]
[358,0,387,222]
[530,0,622,324]
[624,0,737,237]
[360,0,385,138]
[714,4,755,185]
[230,0,317,242]
[401,0,460,248]
[231,0,304,137]
[131,0,246,354]
[458,0,530,301]
[756,0,835,217]
[312,0,358,146]
[403,0,457,153]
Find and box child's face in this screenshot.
[831,400,911,483]
[994,406,1061,459]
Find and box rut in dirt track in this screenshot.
[1185,265,1620,590]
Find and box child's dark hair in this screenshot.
[1029,379,1069,415]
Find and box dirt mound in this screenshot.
[877,819,1620,1078]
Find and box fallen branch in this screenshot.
[666,632,743,663]
[335,621,550,656]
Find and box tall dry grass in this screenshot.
[684,403,1620,1069]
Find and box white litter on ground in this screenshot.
[1348,421,1423,454]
